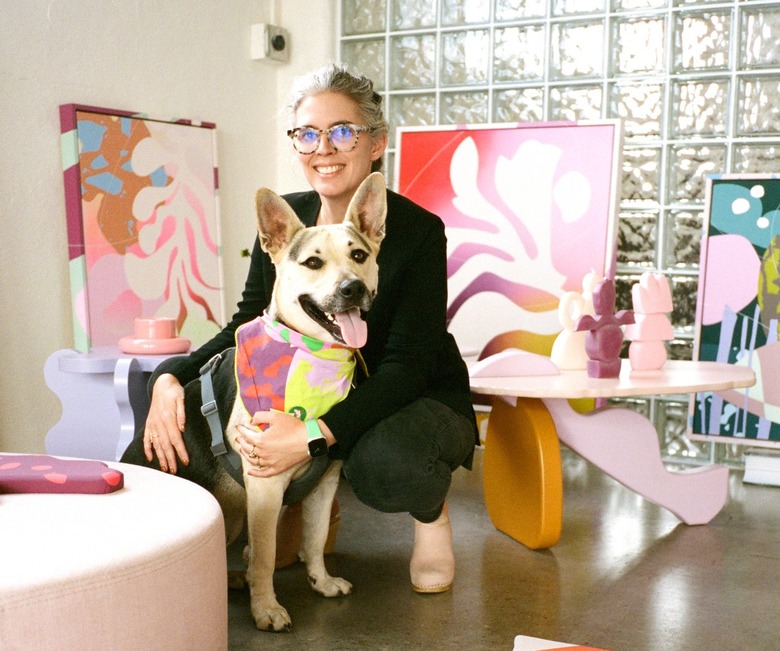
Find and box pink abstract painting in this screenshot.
[395,121,622,359]
[60,105,224,352]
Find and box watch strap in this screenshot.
[304,419,324,441]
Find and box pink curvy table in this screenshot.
[469,357,756,549]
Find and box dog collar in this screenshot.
[234,313,356,422]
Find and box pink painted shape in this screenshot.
[102,470,123,487]
[701,234,760,326]
[543,398,729,524]
[715,387,767,420]
[469,349,560,378]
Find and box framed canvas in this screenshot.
[59,104,224,352]
[395,121,622,359]
[690,174,780,448]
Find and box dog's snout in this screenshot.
[339,279,366,302]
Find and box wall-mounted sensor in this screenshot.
[251,23,290,63]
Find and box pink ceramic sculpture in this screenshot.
[118,317,191,355]
[625,272,673,371]
[574,278,634,378]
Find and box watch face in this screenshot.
[308,437,329,457]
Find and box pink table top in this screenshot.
[469,359,756,400]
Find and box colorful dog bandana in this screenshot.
[234,313,356,422]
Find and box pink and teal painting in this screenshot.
[395,121,621,359]
[60,105,224,352]
[692,175,780,447]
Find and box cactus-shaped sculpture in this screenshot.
[574,277,634,378]
[625,272,673,371]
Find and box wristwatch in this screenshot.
[304,420,329,458]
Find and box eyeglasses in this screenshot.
[287,123,373,155]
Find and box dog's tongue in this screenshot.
[334,308,367,349]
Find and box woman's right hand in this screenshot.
[144,373,189,474]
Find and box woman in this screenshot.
[143,63,478,593]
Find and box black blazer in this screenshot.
[152,189,478,457]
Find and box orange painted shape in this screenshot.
[483,397,563,550]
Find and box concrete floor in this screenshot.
[227,447,780,650]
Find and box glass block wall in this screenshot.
[339,0,780,466]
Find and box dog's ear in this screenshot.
[255,188,305,258]
[345,172,387,246]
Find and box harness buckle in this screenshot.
[199,352,223,376]
[201,399,218,418]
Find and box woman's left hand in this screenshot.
[234,411,310,477]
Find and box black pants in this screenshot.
[341,397,475,523]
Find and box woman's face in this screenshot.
[292,92,387,207]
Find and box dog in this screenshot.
[121,172,387,631]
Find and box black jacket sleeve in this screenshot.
[148,237,274,390]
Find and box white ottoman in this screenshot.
[0,460,227,650]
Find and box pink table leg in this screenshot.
[543,398,729,525]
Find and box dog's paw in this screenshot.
[252,602,292,633]
[309,574,352,598]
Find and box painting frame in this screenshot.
[59,104,225,352]
[394,120,623,359]
[689,173,780,449]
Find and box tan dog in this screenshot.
[121,172,387,632]
[228,172,385,630]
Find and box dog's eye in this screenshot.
[351,249,368,264]
[302,256,323,270]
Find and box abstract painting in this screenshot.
[691,174,780,448]
[395,121,622,359]
[60,105,224,352]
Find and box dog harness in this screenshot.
[234,313,356,421]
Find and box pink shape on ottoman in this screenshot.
[0,454,123,494]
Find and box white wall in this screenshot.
[0,0,336,453]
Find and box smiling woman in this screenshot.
[134,64,478,618]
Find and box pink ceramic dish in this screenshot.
[133,317,176,340]
[118,336,191,355]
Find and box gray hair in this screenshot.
[288,63,388,172]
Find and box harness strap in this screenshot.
[199,351,331,505]
[200,353,244,486]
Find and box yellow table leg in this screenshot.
[483,397,563,550]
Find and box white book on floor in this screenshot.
[743,448,780,487]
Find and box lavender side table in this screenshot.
[44,347,179,461]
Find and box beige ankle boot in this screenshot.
[410,502,455,593]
